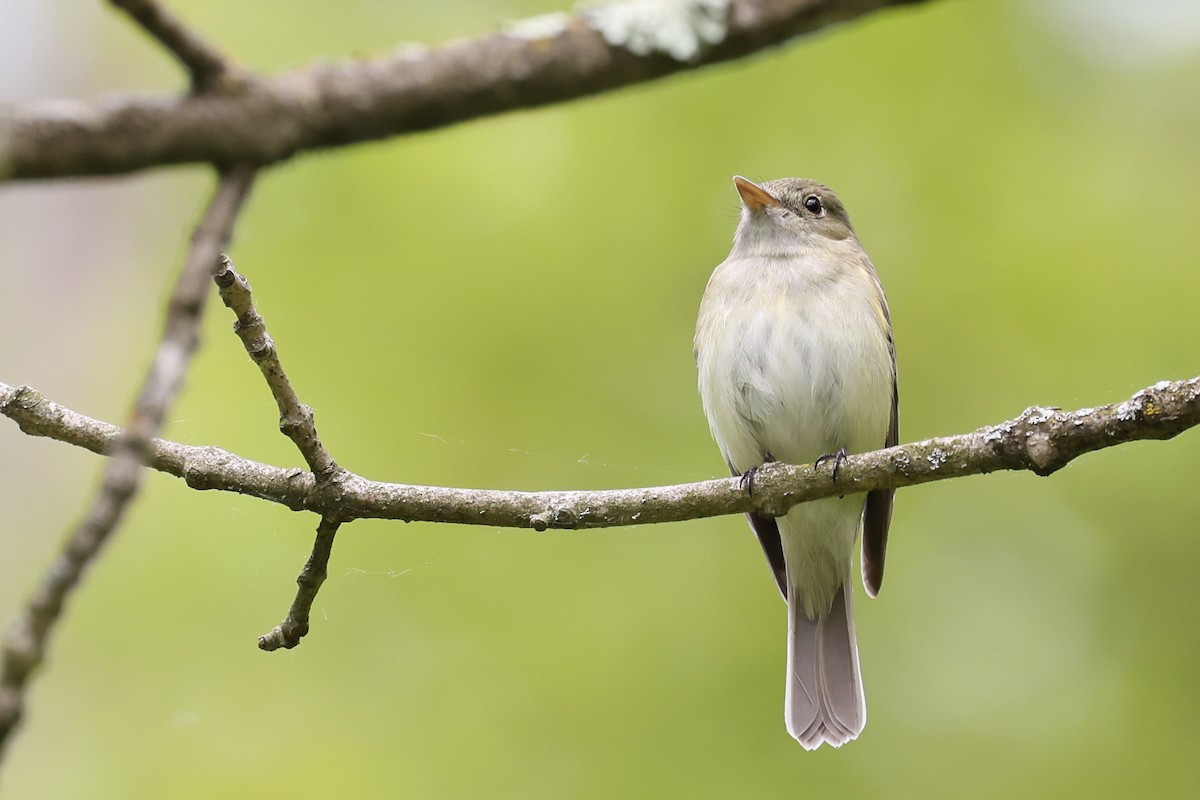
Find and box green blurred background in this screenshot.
[3,0,1200,796]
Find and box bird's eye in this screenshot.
[803,195,824,215]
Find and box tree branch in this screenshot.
[0,168,256,761]
[213,255,337,478]
[211,254,344,649]
[0,0,930,182]
[257,517,341,652]
[2,376,1197,531]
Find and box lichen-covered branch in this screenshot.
[0,0,930,182]
[0,168,256,760]
[2,376,1197,531]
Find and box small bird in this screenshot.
[695,176,897,749]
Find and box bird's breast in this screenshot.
[696,253,892,473]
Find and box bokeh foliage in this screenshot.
[2,1,1199,797]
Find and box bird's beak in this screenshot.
[733,176,782,212]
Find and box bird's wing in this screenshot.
[748,512,789,601]
[729,460,789,601]
[861,328,897,598]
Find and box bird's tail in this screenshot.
[785,577,865,749]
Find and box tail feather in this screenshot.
[785,578,865,749]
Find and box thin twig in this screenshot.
[210,254,343,647]
[1,0,931,181]
[2,376,1197,531]
[213,255,337,478]
[0,167,256,763]
[258,518,341,651]
[109,0,247,92]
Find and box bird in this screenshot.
[694,176,897,749]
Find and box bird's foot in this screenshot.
[815,447,849,483]
[739,453,776,497]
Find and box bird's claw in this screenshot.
[739,466,759,496]
[815,447,849,483]
[739,453,776,497]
